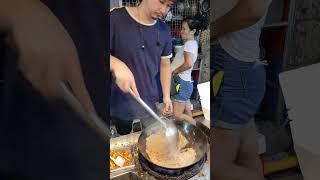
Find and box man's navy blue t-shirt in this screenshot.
[110,7,172,120]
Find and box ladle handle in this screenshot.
[129,89,165,126]
[110,156,116,162]
[59,81,110,140]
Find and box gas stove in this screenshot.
[110,132,210,180]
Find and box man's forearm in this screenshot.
[211,0,267,39]
[160,59,171,100]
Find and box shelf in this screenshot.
[263,21,289,29]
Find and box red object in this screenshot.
[191,69,200,80]
[273,30,286,57]
[259,153,266,174]
[261,29,286,58]
[170,26,181,38]
[282,0,289,21]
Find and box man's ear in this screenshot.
[191,29,196,35]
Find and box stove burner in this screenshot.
[138,153,206,180]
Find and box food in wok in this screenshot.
[145,129,196,168]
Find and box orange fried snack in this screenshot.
[110,149,134,170]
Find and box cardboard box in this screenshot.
[280,63,320,180]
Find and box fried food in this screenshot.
[146,130,196,168]
[110,149,134,170]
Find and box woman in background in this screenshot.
[171,16,207,125]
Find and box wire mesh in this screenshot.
[121,0,140,7]
[121,0,201,38]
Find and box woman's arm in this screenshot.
[173,51,193,76]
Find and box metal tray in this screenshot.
[110,132,141,174]
[110,146,135,173]
[110,132,141,149]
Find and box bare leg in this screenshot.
[211,127,264,180]
[184,101,193,117]
[236,120,264,179]
[173,101,196,125]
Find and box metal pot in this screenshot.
[137,120,208,170]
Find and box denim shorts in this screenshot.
[211,44,266,129]
[171,76,193,103]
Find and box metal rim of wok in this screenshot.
[138,151,207,177]
[137,120,209,170]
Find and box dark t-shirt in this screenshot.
[0,1,108,179]
[110,7,172,120]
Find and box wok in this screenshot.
[138,120,208,170]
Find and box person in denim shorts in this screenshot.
[171,17,208,125]
[211,0,272,179]
[212,45,266,129]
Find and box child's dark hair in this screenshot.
[183,13,209,36]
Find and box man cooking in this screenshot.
[110,0,176,135]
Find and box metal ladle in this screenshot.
[59,82,110,141]
[129,89,178,148]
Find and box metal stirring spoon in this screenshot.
[59,82,110,141]
[128,89,178,147]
